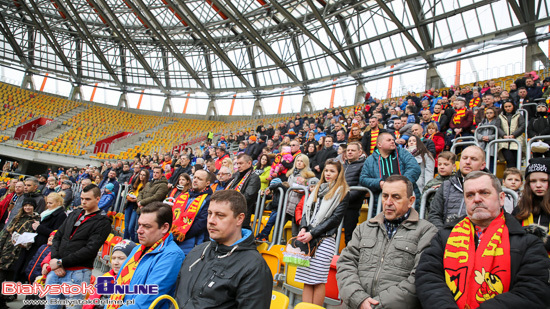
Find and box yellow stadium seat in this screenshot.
[270,291,289,309]
[294,303,325,309]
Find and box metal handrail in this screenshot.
[252,188,264,235]
[451,136,476,143]
[502,188,519,210]
[517,108,529,142]
[272,185,308,250]
[419,188,438,220]
[526,135,550,163]
[485,139,522,173]
[450,140,479,154]
[474,125,498,150]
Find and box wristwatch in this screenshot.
[57,259,62,267]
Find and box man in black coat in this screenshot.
[169,154,192,187]
[342,142,366,244]
[226,154,261,229]
[46,184,111,306]
[311,136,338,178]
[361,116,387,156]
[416,171,550,308]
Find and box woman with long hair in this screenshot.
[285,154,316,234]
[255,154,272,191]
[348,125,362,143]
[17,192,67,281]
[0,198,38,306]
[295,159,349,306]
[304,141,318,164]
[167,173,191,200]
[406,135,435,191]
[498,101,525,168]
[123,168,150,242]
[222,157,234,173]
[513,161,550,254]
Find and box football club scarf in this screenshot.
[469,97,481,108]
[226,169,252,192]
[171,191,209,242]
[522,213,550,257]
[443,212,510,308]
[108,233,169,308]
[453,108,466,125]
[432,113,441,122]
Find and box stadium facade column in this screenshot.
[206,98,218,120]
[354,83,367,105]
[162,96,173,114]
[252,98,265,118]
[21,71,36,90]
[525,43,550,72]
[69,84,83,101]
[118,92,129,109]
[425,64,445,90]
[300,93,313,114]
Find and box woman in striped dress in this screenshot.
[295,159,349,306]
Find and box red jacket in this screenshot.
[215,153,229,171]
[0,192,14,220]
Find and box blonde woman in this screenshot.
[285,154,315,235]
[295,160,349,306]
[222,157,234,173]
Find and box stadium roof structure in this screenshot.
[0,0,549,100]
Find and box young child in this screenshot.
[294,177,320,226]
[255,178,289,242]
[502,167,523,214]
[423,151,457,192]
[22,231,56,309]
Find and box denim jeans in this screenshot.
[124,203,138,242]
[45,268,92,309]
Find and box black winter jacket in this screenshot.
[227,168,261,228]
[34,207,67,249]
[174,230,272,309]
[416,213,550,308]
[301,192,349,238]
[51,209,111,269]
[311,147,338,178]
[343,157,366,204]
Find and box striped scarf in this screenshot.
[432,113,442,122]
[107,233,169,308]
[469,97,481,108]
[453,108,466,124]
[226,169,252,192]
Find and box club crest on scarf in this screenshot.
[443,212,511,308]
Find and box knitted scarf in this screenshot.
[469,97,481,108]
[303,184,342,228]
[226,169,252,192]
[171,190,209,242]
[443,212,510,308]
[108,233,169,309]
[453,108,466,124]
[383,208,410,239]
[432,113,442,122]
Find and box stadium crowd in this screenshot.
[0,71,549,308]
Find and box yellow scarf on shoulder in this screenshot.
[453,108,466,124]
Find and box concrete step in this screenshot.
[107,120,178,154]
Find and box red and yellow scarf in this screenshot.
[522,214,550,257]
[108,233,169,308]
[453,108,466,125]
[444,212,511,308]
[432,113,441,122]
[171,191,209,242]
[370,129,379,154]
[226,169,252,192]
[469,97,481,108]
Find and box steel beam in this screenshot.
[0,11,31,69]
[17,0,79,82]
[49,0,123,87]
[87,0,167,92]
[305,0,354,69]
[164,0,254,91]
[213,0,301,85]
[128,0,209,92]
[267,0,350,71]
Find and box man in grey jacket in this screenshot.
[337,175,437,309]
[428,145,486,229]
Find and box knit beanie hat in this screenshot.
[22,198,37,209]
[270,178,282,186]
[308,177,320,187]
[112,239,137,258]
[105,183,115,192]
[525,158,550,180]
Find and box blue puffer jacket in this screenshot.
[25,244,51,283]
[112,233,185,309]
[359,147,422,208]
